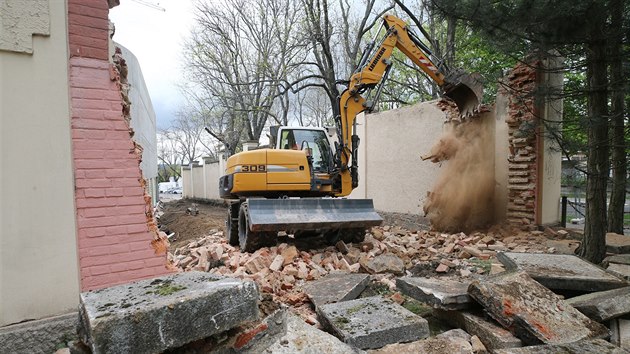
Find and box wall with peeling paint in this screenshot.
[0,0,80,327]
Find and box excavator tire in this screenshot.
[225,202,240,246]
[340,228,366,243]
[323,228,366,245]
[238,202,277,252]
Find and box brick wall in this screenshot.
[68,0,171,290]
[503,61,540,229]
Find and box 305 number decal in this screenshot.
[241,165,266,172]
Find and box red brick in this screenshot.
[106,188,124,197]
[75,178,112,188]
[68,4,109,18]
[68,14,109,31]
[88,265,111,276]
[123,187,144,197]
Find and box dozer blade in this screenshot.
[246,198,383,232]
[443,69,484,117]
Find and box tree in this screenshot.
[183,0,304,149]
[428,0,628,263]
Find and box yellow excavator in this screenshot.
[218,14,483,252]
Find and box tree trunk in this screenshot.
[579,24,609,264]
[607,0,627,234]
[445,15,456,68]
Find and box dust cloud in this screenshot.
[423,114,495,233]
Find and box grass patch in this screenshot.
[152,280,187,296]
[468,259,492,274]
[402,298,433,317]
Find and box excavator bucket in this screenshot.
[442,69,484,117]
[246,198,383,232]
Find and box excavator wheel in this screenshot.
[340,228,366,244]
[238,202,277,253]
[225,202,240,246]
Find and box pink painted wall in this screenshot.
[68,0,171,290]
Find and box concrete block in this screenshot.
[0,312,78,354]
[303,272,369,309]
[79,271,259,354]
[468,271,609,345]
[317,296,429,349]
[605,254,630,266]
[608,263,630,280]
[369,329,473,354]
[607,233,630,254]
[396,277,472,310]
[434,309,522,350]
[610,318,630,349]
[493,338,629,353]
[567,287,630,322]
[263,313,357,353]
[497,252,628,292]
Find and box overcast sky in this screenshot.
[109,0,195,129]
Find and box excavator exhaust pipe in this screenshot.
[246,198,383,233]
[442,69,484,117]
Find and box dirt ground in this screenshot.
[157,199,227,250]
[157,198,433,251]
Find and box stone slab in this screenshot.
[607,233,630,254]
[605,254,630,266]
[396,277,472,310]
[0,312,78,354]
[434,309,523,350]
[567,287,630,322]
[79,271,259,354]
[468,271,610,345]
[493,338,630,353]
[317,296,429,349]
[263,313,357,354]
[303,272,370,309]
[609,263,630,280]
[610,318,630,350]
[368,329,473,354]
[497,252,628,292]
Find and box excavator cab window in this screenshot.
[279,129,331,173]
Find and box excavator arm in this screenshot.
[334,14,483,197]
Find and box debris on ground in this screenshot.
[90,199,630,353]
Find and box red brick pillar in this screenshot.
[503,61,540,229]
[68,0,172,290]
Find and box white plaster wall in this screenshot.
[0,0,80,326]
[350,102,446,214]
[117,44,157,180]
[540,56,564,225]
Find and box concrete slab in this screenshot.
[497,252,628,292]
[263,313,357,354]
[468,271,610,345]
[79,271,259,354]
[317,296,429,349]
[368,329,472,354]
[610,318,630,350]
[606,254,630,265]
[396,277,472,310]
[0,312,79,354]
[609,263,630,280]
[607,233,630,254]
[493,338,630,353]
[434,309,523,350]
[303,272,370,309]
[566,287,630,322]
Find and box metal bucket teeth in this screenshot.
[246,198,383,232]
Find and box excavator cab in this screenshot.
[278,128,333,173]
